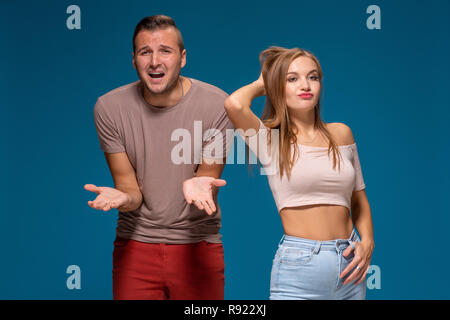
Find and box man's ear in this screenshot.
[132,51,136,70]
[181,49,186,69]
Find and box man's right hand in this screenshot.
[84,184,130,211]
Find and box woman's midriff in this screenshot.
[279,204,354,241]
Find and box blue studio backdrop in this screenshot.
[1,0,449,299]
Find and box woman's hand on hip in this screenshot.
[340,239,374,285]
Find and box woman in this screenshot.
[224,46,374,300]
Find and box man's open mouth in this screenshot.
[148,72,165,78]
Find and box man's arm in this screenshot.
[104,152,143,211]
[85,152,143,212]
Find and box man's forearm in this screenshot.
[116,186,143,212]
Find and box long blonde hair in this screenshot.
[259,46,343,180]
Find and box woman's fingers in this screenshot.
[340,245,362,281]
[342,241,373,285]
[342,241,355,257]
[342,260,364,285]
[341,244,370,285]
[354,265,370,286]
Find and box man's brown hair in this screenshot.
[132,15,184,53]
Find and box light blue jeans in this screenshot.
[270,229,366,300]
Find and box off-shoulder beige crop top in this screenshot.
[241,119,366,212]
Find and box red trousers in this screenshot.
[112,237,225,300]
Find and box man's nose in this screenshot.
[150,53,160,67]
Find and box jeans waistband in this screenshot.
[278,229,359,254]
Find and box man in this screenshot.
[84,15,234,300]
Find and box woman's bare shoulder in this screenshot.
[324,122,355,145]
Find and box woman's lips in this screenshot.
[299,93,313,99]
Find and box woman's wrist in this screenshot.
[250,80,265,97]
[360,238,375,249]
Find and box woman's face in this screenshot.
[285,56,321,111]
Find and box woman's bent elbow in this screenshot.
[224,96,243,113]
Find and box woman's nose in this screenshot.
[299,78,310,90]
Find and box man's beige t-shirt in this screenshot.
[93,78,234,244]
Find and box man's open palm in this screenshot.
[84,184,129,211]
[183,177,226,215]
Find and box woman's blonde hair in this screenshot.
[259,46,343,179]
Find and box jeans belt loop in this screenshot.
[278,235,286,247]
[348,240,355,250]
[312,241,321,254]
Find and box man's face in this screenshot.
[133,28,186,95]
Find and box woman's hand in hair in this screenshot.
[253,73,266,96]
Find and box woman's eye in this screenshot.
[287,77,297,82]
[309,75,319,81]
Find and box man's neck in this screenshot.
[142,77,185,108]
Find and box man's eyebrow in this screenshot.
[137,45,150,53]
[137,44,175,53]
[287,69,319,76]
[160,44,175,50]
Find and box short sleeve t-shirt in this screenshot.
[93,78,234,244]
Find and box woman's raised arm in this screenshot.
[224,74,266,134]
